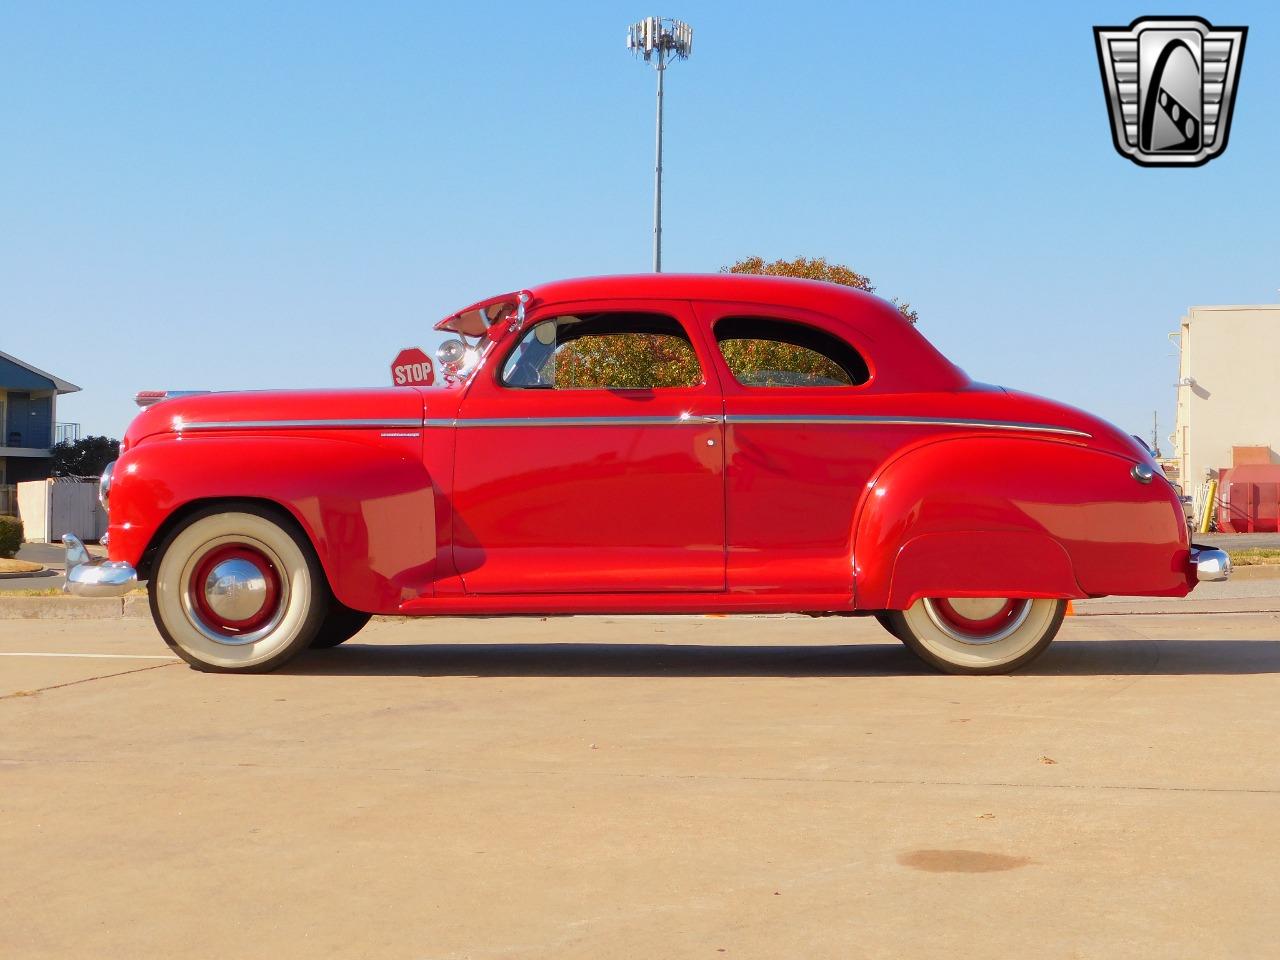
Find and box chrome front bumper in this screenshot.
[1190,544,1231,582]
[63,533,139,598]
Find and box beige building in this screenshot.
[1172,305,1280,489]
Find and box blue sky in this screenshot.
[2,1,1276,448]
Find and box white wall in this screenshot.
[17,480,49,542]
[1174,305,1280,486]
[17,479,107,543]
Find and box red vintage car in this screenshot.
[66,274,1229,674]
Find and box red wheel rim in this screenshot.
[189,544,281,636]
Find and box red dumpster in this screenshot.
[1217,464,1280,533]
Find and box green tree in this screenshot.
[51,436,120,478]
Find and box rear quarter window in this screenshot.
[714,316,870,387]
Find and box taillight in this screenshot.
[135,390,210,408]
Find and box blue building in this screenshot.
[1,350,81,511]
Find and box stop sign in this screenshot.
[391,347,434,387]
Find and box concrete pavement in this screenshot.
[1076,576,1280,615]
[3,612,1280,958]
[1198,532,1280,549]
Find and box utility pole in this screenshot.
[653,55,664,272]
[626,17,693,272]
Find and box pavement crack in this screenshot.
[1,661,178,700]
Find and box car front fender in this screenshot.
[106,434,436,613]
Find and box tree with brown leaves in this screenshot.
[551,256,918,389]
[723,255,918,324]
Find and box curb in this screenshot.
[1075,598,1280,616]
[1228,565,1280,580]
[0,596,150,620]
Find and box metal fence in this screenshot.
[55,422,82,444]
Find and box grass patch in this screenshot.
[1226,548,1280,566]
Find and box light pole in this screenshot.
[626,17,693,273]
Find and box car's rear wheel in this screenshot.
[887,597,1066,674]
[148,505,327,673]
[310,602,372,649]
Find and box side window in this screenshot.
[714,316,870,388]
[501,312,702,390]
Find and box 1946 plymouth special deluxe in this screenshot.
[66,274,1229,674]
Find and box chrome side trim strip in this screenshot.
[723,414,1091,438]
[442,416,718,428]
[178,418,424,432]
[194,413,1088,439]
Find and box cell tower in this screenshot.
[626,17,693,272]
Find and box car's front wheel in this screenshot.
[148,505,327,673]
[310,602,372,649]
[886,597,1066,674]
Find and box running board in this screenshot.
[396,592,857,617]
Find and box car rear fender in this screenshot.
[853,435,1191,609]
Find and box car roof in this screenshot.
[530,272,876,308]
[522,273,969,393]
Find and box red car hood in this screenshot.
[121,388,433,447]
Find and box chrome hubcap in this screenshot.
[204,558,270,622]
[945,597,1011,621]
[923,597,1033,645]
[180,537,288,646]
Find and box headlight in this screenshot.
[436,338,468,367]
[99,461,115,509]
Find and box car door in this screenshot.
[692,302,893,598]
[450,299,726,594]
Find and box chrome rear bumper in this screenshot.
[1189,545,1231,582]
[63,533,139,598]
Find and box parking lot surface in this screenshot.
[3,612,1280,958]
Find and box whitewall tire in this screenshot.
[148,505,328,673]
[887,597,1066,675]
